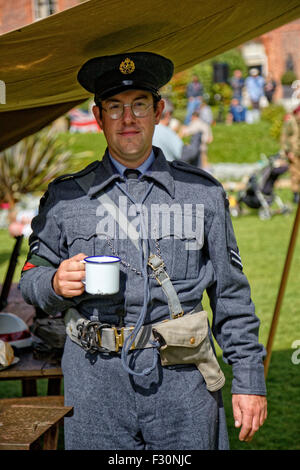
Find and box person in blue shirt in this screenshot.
[184,74,204,124]
[245,68,265,109]
[229,98,246,123]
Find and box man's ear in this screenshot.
[154,99,165,125]
[92,105,103,130]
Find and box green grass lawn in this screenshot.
[208,121,280,164]
[55,120,280,173]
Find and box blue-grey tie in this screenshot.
[124,169,141,180]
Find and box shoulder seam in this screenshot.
[52,160,100,185]
[170,160,222,187]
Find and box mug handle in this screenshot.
[79,259,86,285]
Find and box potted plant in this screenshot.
[281,70,297,98]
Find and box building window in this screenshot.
[34,0,57,19]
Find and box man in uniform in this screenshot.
[281,105,300,204]
[20,52,267,450]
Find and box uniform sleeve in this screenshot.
[20,184,80,315]
[206,186,267,396]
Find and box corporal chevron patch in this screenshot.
[229,249,243,270]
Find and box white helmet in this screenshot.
[0,312,32,348]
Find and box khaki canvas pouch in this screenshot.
[152,310,225,392]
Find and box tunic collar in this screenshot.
[88,146,175,199]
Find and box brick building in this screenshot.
[0,0,80,35]
[262,19,300,100]
[240,18,300,101]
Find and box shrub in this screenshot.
[261,104,286,140]
[281,70,297,86]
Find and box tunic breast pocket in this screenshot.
[154,204,204,280]
[65,214,99,258]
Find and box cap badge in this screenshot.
[119,58,135,74]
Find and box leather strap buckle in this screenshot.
[113,326,135,353]
[147,254,165,271]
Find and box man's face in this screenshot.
[93,89,164,167]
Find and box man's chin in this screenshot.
[111,146,151,166]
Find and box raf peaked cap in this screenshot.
[77,52,174,101]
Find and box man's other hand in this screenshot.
[232,394,267,442]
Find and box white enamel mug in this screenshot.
[82,256,120,295]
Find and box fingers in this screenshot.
[232,394,267,443]
[233,400,242,430]
[238,411,258,442]
[53,253,87,298]
[67,253,87,270]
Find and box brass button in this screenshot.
[190,337,195,345]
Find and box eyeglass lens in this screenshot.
[103,101,152,119]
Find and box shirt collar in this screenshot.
[108,150,155,176]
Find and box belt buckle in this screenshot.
[113,326,135,352]
[113,327,124,353]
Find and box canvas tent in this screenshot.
[1,0,300,151]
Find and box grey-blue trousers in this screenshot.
[62,337,229,450]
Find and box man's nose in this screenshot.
[122,104,135,123]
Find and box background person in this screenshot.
[245,68,265,110]
[179,111,213,169]
[230,69,244,102]
[227,98,247,124]
[199,100,214,126]
[280,105,300,203]
[152,98,202,164]
[184,74,204,124]
[264,73,277,104]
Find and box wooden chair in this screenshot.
[0,395,73,450]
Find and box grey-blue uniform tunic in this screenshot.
[20,147,266,450]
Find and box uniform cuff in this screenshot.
[35,268,77,314]
[231,363,267,395]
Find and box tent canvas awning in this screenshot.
[1,0,300,150]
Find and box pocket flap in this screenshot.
[153,310,208,348]
[64,211,98,243]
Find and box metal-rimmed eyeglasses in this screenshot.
[100,99,153,120]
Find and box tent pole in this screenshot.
[264,199,300,379]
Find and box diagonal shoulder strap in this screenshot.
[147,253,184,319]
